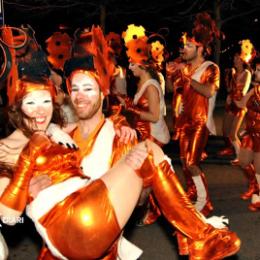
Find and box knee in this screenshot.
[186,163,197,173]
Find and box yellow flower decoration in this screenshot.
[122,24,146,44]
[151,41,164,65]
[240,39,254,63]
[181,32,187,45]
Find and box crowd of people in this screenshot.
[0,10,259,260]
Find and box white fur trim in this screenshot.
[205,216,229,229]
[117,236,143,260]
[80,119,114,179]
[26,177,89,221]
[191,61,218,134]
[0,231,8,260]
[251,194,260,204]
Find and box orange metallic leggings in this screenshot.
[179,120,209,166]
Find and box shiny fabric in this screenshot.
[177,63,218,167]
[38,117,136,259]
[0,133,121,259]
[40,180,120,260]
[240,164,259,200]
[178,64,219,124]
[137,157,240,259]
[132,96,151,141]
[225,71,248,117]
[171,93,182,140]
[241,85,260,152]
[179,119,209,166]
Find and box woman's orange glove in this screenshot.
[0,133,50,211]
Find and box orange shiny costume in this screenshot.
[241,85,260,152]
[178,63,219,167]
[175,62,219,217]
[0,132,241,260]
[1,134,240,260]
[37,116,137,259]
[136,154,240,259]
[0,133,121,259]
[131,95,151,141]
[225,71,247,117]
[166,58,186,141]
[240,85,260,205]
[127,92,169,147]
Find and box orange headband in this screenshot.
[66,69,99,94]
[12,79,56,105]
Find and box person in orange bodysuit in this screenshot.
[118,25,170,147]
[235,56,260,211]
[219,41,253,166]
[219,41,257,200]
[117,25,170,225]
[174,13,220,216]
[0,74,241,260]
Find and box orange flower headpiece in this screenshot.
[46,31,72,71]
[122,24,149,65]
[122,24,165,69]
[12,77,56,105]
[64,26,115,96]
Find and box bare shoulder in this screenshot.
[0,130,28,148]
[0,130,29,165]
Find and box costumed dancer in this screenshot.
[234,56,260,210]
[219,40,254,165]
[117,24,170,225]
[119,24,170,147]
[174,12,220,215]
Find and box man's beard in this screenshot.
[183,48,198,62]
[76,97,102,120]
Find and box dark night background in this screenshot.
[2,0,260,55]
[2,0,259,98]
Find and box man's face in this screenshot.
[70,72,103,120]
[182,41,198,62]
[254,64,260,83]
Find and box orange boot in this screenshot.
[240,164,259,200]
[137,155,241,259]
[248,173,260,211]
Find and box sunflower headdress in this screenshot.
[122,24,165,70]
